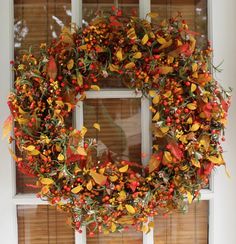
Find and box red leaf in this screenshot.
[221,100,229,112]
[168,142,183,161]
[47,56,57,80]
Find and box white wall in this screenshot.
[212,0,236,244]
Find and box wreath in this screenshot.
[6,11,231,235]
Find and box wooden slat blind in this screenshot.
[154,201,209,244]
[17,205,75,244]
[84,98,141,163]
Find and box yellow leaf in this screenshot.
[147,12,159,19]
[192,72,199,78]
[160,127,169,134]
[117,216,134,225]
[86,180,93,191]
[207,155,224,165]
[118,191,127,201]
[167,56,174,64]
[152,112,160,121]
[67,59,74,70]
[192,63,198,72]
[187,103,197,110]
[24,145,35,151]
[2,115,13,139]
[111,222,117,233]
[133,52,142,59]
[157,37,166,44]
[191,158,201,168]
[77,147,87,156]
[93,123,100,131]
[152,94,160,105]
[127,27,137,40]
[71,185,83,194]
[199,135,210,150]
[41,178,54,185]
[187,117,193,124]
[74,165,82,174]
[8,148,18,162]
[159,66,174,75]
[149,155,161,173]
[190,123,200,132]
[125,204,135,214]
[187,191,193,204]
[29,149,40,156]
[191,83,197,92]
[77,73,83,86]
[17,118,29,125]
[164,151,172,162]
[116,49,123,61]
[80,126,87,137]
[148,221,155,228]
[141,34,149,45]
[109,175,118,182]
[159,39,173,51]
[79,44,87,50]
[163,90,172,98]
[119,164,129,173]
[109,63,119,72]
[149,90,156,97]
[141,224,149,234]
[91,85,100,91]
[89,170,107,186]
[124,62,135,69]
[57,153,64,161]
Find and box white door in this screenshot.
[0,0,236,243]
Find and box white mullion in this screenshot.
[86,90,142,99]
[13,194,49,205]
[139,0,151,19]
[141,96,152,166]
[72,0,83,27]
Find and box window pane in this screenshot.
[14,0,71,56]
[87,227,143,244]
[83,98,141,164]
[151,0,208,45]
[154,201,209,244]
[17,205,75,244]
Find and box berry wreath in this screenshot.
[6,11,231,235]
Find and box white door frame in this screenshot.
[1,0,236,243]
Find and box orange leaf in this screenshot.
[47,56,57,80]
[149,155,161,173]
[159,66,173,75]
[41,178,54,185]
[71,185,83,194]
[2,115,13,139]
[86,180,93,191]
[89,170,107,186]
[119,164,129,173]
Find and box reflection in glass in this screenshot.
[17,205,74,244]
[84,99,141,164]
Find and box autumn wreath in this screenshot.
[6,11,231,235]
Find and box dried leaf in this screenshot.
[80,126,87,137]
[159,66,174,75]
[124,62,135,69]
[125,204,135,214]
[127,27,137,40]
[152,112,160,121]
[109,175,118,182]
[187,103,197,110]
[118,190,127,201]
[168,143,183,161]
[77,72,83,86]
[147,12,159,19]
[41,185,49,194]
[29,149,40,156]
[149,90,156,97]
[109,64,119,72]
[141,34,149,45]
[199,135,210,150]
[91,85,100,91]
[24,145,35,151]
[41,178,54,185]
[191,83,197,92]
[93,123,100,131]
[152,94,160,105]
[192,63,198,72]
[47,56,57,80]
[79,44,87,50]
[191,158,201,168]
[133,52,142,59]
[164,151,172,162]
[57,153,64,161]
[148,221,155,228]
[89,170,107,186]
[8,148,18,162]
[187,191,193,204]
[2,115,13,139]
[141,224,149,234]
[67,59,74,70]
[207,155,224,165]
[190,123,200,132]
[76,147,87,156]
[119,164,129,173]
[116,49,123,61]
[86,180,93,191]
[157,37,166,44]
[149,155,161,173]
[111,222,117,232]
[71,185,83,194]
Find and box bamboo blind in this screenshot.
[83,98,141,164]
[17,205,75,244]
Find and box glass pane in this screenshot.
[87,227,143,244]
[84,98,141,164]
[14,0,71,194]
[17,205,75,244]
[14,0,71,56]
[82,0,139,25]
[151,0,208,45]
[154,201,209,244]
